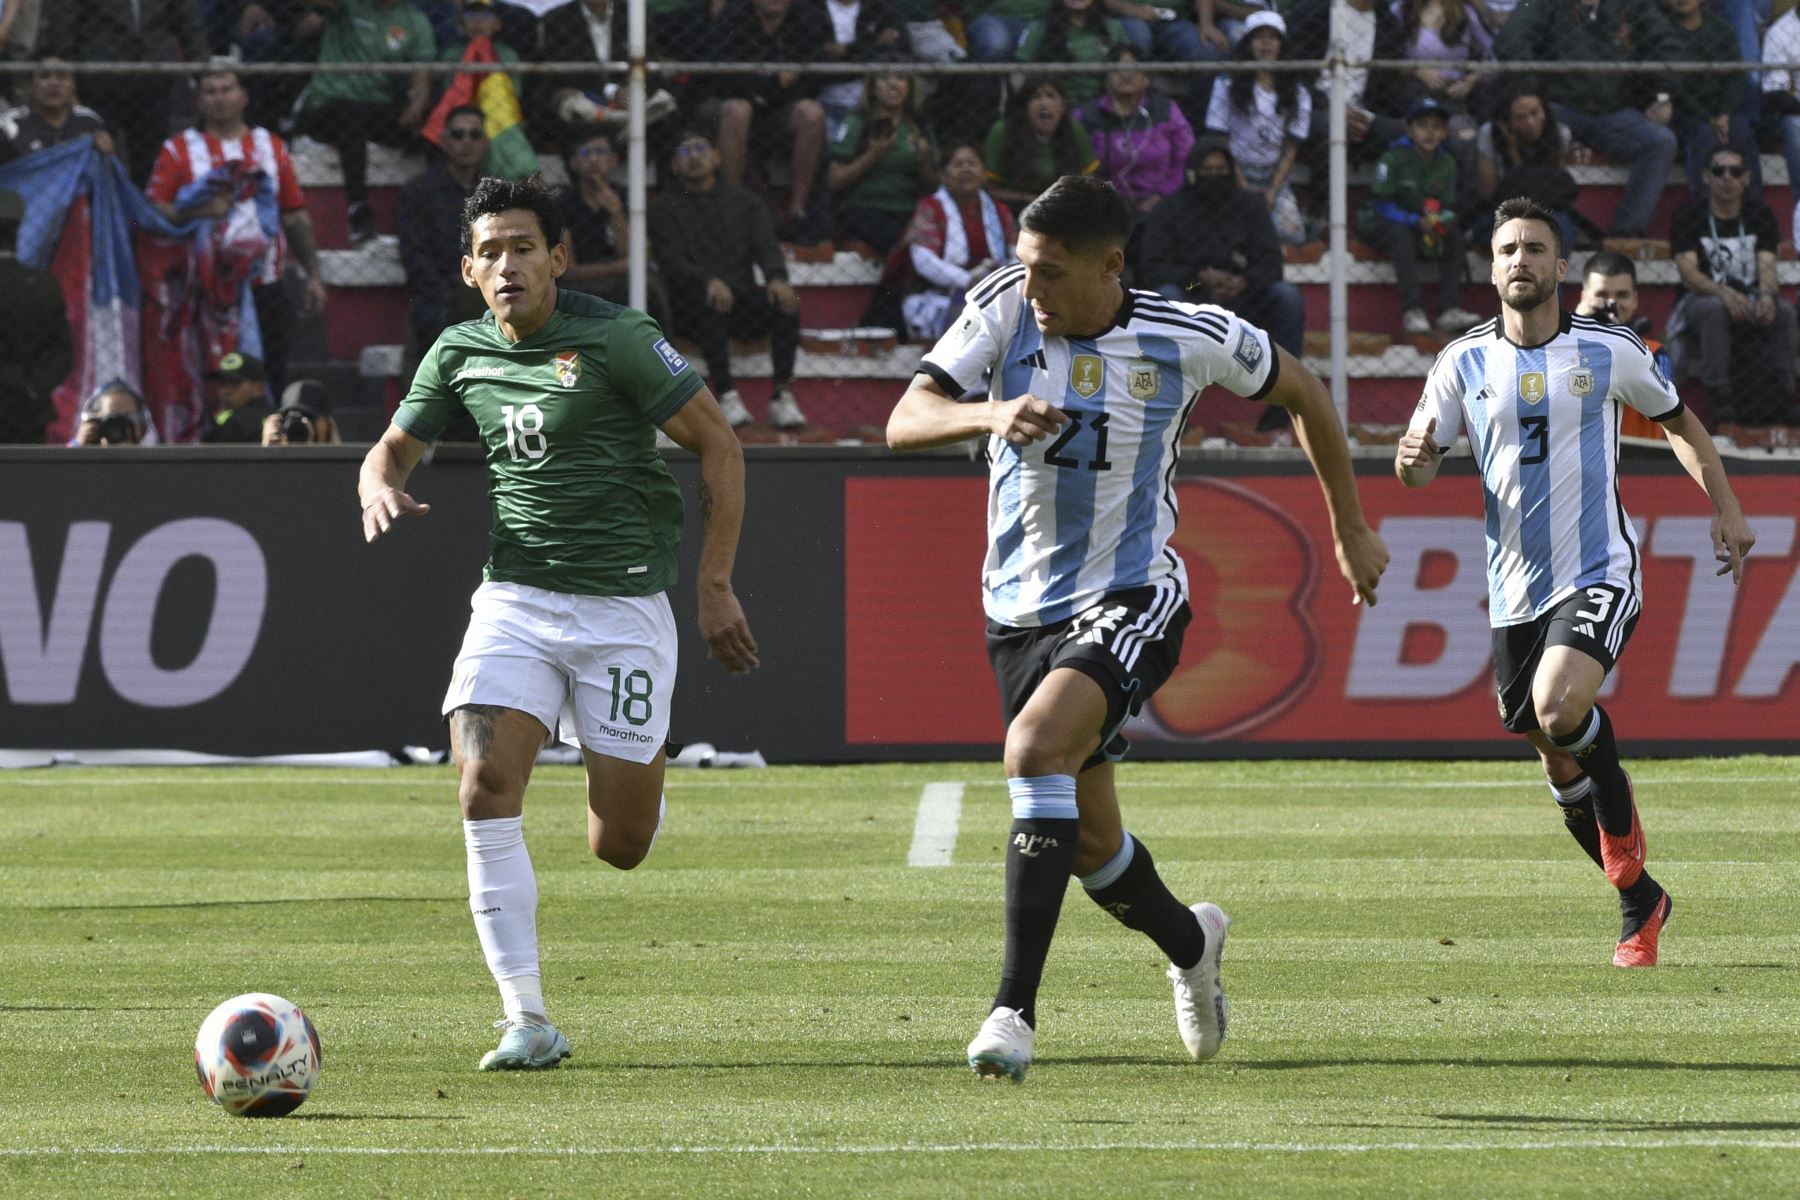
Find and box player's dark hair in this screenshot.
[460,176,565,253]
[1582,250,1636,284]
[1492,195,1562,258]
[1020,175,1134,254]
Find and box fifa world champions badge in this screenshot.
[553,350,581,389]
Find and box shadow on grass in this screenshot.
[1429,1113,1800,1132]
[30,897,464,912]
[291,1113,468,1122]
[1237,1057,1800,1073]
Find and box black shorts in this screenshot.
[1491,583,1639,734]
[986,584,1191,771]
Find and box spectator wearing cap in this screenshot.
[398,104,493,363]
[1493,0,1676,238]
[69,380,149,446]
[297,0,436,246]
[261,378,341,445]
[145,65,327,398]
[40,0,210,185]
[0,59,115,165]
[0,188,74,444]
[1202,11,1309,244]
[200,351,274,444]
[1357,97,1481,335]
[1079,48,1193,220]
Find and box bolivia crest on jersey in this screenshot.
[553,350,580,389]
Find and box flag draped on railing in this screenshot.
[0,138,262,444]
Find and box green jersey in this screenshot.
[309,0,436,107]
[397,290,702,598]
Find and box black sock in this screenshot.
[1553,776,1606,870]
[1551,706,1632,835]
[992,817,1079,1029]
[1083,835,1206,970]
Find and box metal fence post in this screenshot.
[1328,11,1350,432]
[628,0,648,312]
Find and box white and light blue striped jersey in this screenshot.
[1409,312,1683,628]
[919,264,1278,628]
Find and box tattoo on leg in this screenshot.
[454,704,508,761]
[698,479,714,527]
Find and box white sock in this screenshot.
[464,816,546,1022]
[646,793,667,855]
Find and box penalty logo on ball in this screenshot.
[194,992,321,1118]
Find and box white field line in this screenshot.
[2,1137,1798,1157]
[906,782,964,867]
[3,775,1796,790]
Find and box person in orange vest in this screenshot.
[1575,251,1669,442]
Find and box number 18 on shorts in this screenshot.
[443,581,678,762]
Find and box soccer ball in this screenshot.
[194,993,321,1117]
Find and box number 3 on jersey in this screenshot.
[502,403,548,461]
[1519,413,1547,465]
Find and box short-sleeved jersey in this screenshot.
[1409,312,1682,628]
[397,289,702,598]
[147,127,305,286]
[920,264,1278,627]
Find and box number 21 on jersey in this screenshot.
[502,403,547,461]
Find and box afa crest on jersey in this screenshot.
[1128,361,1159,399]
[1570,368,1595,396]
[553,350,580,389]
[1071,354,1103,398]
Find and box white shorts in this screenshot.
[442,581,678,764]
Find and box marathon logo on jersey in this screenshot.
[553,350,580,389]
[1233,329,1263,375]
[1570,368,1595,397]
[1128,361,1160,399]
[1071,354,1103,398]
[652,337,688,377]
[1519,371,1547,405]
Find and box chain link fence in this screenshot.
[2,0,1798,452]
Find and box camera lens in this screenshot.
[96,414,136,444]
[279,410,313,444]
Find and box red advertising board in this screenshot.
[845,473,1800,752]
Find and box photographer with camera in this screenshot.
[260,378,341,445]
[69,380,148,446]
[200,350,273,444]
[1575,251,1670,443]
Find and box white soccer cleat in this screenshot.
[715,388,752,427]
[1168,902,1230,1062]
[966,1006,1034,1082]
[767,385,807,429]
[477,1018,571,1072]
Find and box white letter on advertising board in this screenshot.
[1346,517,1490,698]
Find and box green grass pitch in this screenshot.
[2,758,1797,1199]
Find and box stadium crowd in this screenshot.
[1,0,1800,444]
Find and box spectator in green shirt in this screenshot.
[298,0,436,244]
[826,69,941,254]
[1015,0,1129,109]
[966,0,1057,61]
[983,77,1098,215]
[1356,97,1481,336]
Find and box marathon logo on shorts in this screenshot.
[1233,329,1263,375]
[653,337,688,377]
[553,350,580,389]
